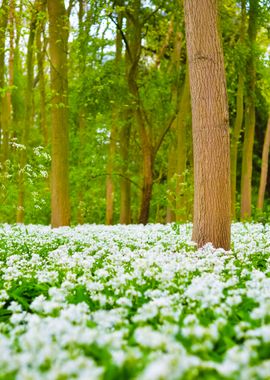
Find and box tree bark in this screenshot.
[184,0,231,249]
[240,0,258,219]
[48,0,71,227]
[257,116,270,210]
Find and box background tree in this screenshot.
[0,0,9,163]
[17,0,38,223]
[0,0,269,228]
[257,116,270,210]
[230,0,246,219]
[240,0,258,219]
[48,0,70,227]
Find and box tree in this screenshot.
[17,0,38,223]
[257,116,270,210]
[48,0,70,227]
[0,0,9,162]
[184,0,231,249]
[230,0,246,219]
[240,0,258,219]
[36,0,48,146]
[124,1,178,224]
[105,10,123,225]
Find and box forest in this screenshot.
[1,1,270,379]
[0,0,269,230]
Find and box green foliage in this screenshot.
[0,144,51,224]
[0,0,269,224]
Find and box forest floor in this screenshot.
[0,222,270,379]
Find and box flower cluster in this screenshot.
[0,223,270,379]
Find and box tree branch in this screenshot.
[108,13,132,62]
[89,172,142,190]
[154,113,177,156]
[67,0,75,18]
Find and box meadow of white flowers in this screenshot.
[0,222,270,379]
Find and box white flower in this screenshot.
[8,301,22,313]
[10,312,27,325]
[30,295,47,313]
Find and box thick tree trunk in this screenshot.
[257,116,270,210]
[48,0,70,227]
[240,0,258,219]
[184,0,231,249]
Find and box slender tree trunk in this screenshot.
[240,0,258,219]
[0,0,8,156]
[1,0,15,165]
[1,94,10,165]
[184,0,231,249]
[139,141,154,224]
[175,69,190,222]
[230,0,246,219]
[166,140,177,222]
[230,1,246,219]
[76,0,86,225]
[125,0,154,224]
[166,72,190,224]
[231,74,244,218]
[36,0,47,145]
[119,112,131,224]
[126,1,177,224]
[17,2,37,223]
[77,110,86,224]
[105,111,117,225]
[166,28,182,223]
[119,14,133,224]
[257,116,270,210]
[106,12,122,225]
[48,0,71,227]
